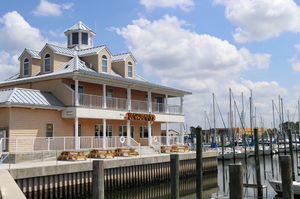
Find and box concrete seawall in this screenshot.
[7,152,217,198]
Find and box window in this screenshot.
[23,58,29,76]
[67,34,71,46]
[72,32,79,45]
[44,54,51,72]
[128,62,133,78]
[46,123,54,137]
[94,124,113,137]
[119,125,134,138]
[71,84,84,104]
[102,55,108,72]
[82,33,88,45]
[140,126,149,138]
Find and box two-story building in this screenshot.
[0,22,191,152]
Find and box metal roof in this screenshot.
[64,21,95,35]
[77,45,106,57]
[0,88,65,107]
[112,52,137,62]
[18,48,41,60]
[44,43,75,57]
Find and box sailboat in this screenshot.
[269,180,300,195]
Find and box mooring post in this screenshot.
[196,127,203,199]
[229,164,243,199]
[279,155,294,199]
[93,160,105,199]
[287,128,295,180]
[254,128,263,198]
[170,154,179,199]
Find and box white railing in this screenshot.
[152,102,165,113]
[3,136,141,154]
[77,93,182,115]
[131,99,148,113]
[153,136,184,146]
[168,105,182,115]
[106,97,128,110]
[79,93,103,108]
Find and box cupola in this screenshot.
[64,21,96,49]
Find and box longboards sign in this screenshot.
[125,113,156,122]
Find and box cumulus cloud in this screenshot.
[115,15,282,127]
[140,0,194,11]
[33,0,73,16]
[289,44,300,71]
[214,0,300,42]
[0,11,47,53]
[0,51,19,81]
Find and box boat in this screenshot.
[269,179,300,195]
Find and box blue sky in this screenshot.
[1,0,300,128]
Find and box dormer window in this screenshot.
[102,55,108,73]
[82,33,88,45]
[23,58,29,76]
[128,62,133,78]
[72,32,79,45]
[44,54,51,72]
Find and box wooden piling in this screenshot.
[279,155,294,199]
[196,127,203,199]
[254,128,263,198]
[287,129,295,180]
[229,164,243,199]
[92,160,105,199]
[170,154,179,199]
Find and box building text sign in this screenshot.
[125,113,156,122]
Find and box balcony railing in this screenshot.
[77,93,182,115]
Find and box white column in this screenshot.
[180,123,184,145]
[103,84,107,108]
[74,117,79,149]
[180,96,184,114]
[103,119,106,148]
[127,120,131,146]
[148,121,152,146]
[166,122,170,145]
[127,87,131,111]
[74,79,79,106]
[165,94,169,113]
[148,90,152,113]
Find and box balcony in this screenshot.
[78,93,182,115]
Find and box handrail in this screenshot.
[0,153,9,165]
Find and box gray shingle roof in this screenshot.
[0,88,65,107]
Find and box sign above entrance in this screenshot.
[125,113,156,122]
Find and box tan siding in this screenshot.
[0,108,9,128]
[99,48,112,74]
[31,58,41,76]
[125,56,136,79]
[19,52,41,78]
[40,47,54,74]
[81,55,99,72]
[53,54,72,72]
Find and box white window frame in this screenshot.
[44,54,51,73]
[81,32,88,45]
[23,58,29,76]
[128,62,133,78]
[102,55,108,73]
[95,124,113,137]
[119,125,134,138]
[140,126,149,138]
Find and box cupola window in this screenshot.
[82,33,88,45]
[72,32,79,45]
[23,58,29,76]
[128,62,133,78]
[44,54,51,72]
[102,55,108,73]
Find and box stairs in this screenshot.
[140,146,160,156]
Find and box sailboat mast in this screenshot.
[213,93,216,144]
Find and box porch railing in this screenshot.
[131,99,148,113]
[152,136,184,146]
[2,136,141,155]
[77,93,183,115]
[0,138,2,157]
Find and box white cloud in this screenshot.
[115,15,280,127]
[0,11,47,53]
[0,51,19,81]
[140,0,194,11]
[33,0,73,16]
[214,0,300,42]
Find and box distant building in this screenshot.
[161,129,180,136]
